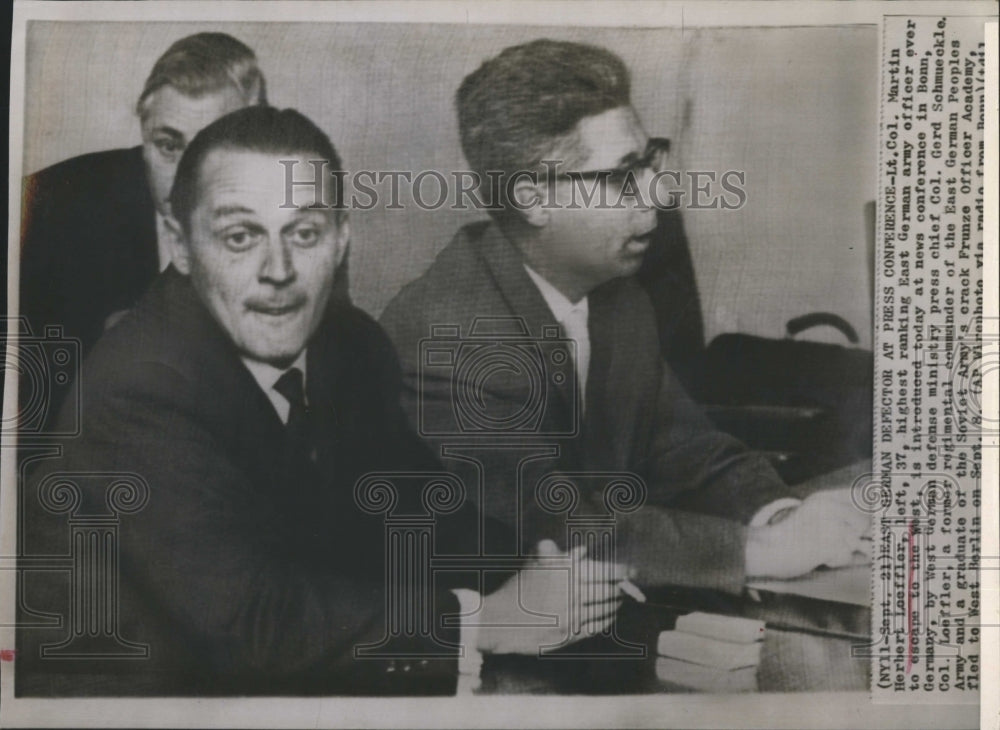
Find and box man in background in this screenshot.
[381,39,870,594]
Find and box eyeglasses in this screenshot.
[558,137,671,185]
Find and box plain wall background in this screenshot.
[21,21,877,347]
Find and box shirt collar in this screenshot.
[155,211,174,272]
[523,264,589,323]
[241,351,308,401]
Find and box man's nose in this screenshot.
[630,167,656,212]
[258,238,296,284]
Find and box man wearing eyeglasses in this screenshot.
[381,39,870,593]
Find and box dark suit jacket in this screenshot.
[20,147,159,356]
[19,147,350,424]
[17,268,471,697]
[380,221,793,594]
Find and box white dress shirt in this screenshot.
[155,211,175,272]
[523,265,590,412]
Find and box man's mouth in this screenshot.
[246,299,306,317]
[624,228,655,252]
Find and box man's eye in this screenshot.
[609,168,634,186]
[220,228,262,251]
[154,138,183,157]
[287,225,321,248]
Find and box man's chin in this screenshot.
[243,347,306,369]
[238,331,309,368]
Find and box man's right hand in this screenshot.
[475,540,629,654]
[745,488,871,579]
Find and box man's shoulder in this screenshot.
[27,146,143,188]
[380,221,496,336]
[25,147,149,224]
[79,272,203,384]
[320,298,399,366]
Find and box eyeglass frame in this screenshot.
[552,136,672,185]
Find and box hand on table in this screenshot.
[746,488,872,579]
[476,540,631,654]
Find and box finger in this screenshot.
[811,507,869,539]
[579,605,622,635]
[571,595,621,624]
[823,544,859,568]
[850,536,874,562]
[576,559,632,583]
[575,597,623,619]
[617,579,647,603]
[576,614,615,635]
[579,619,613,637]
[814,499,865,524]
[577,588,622,606]
[838,508,872,532]
[537,539,562,557]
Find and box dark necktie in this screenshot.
[273,367,312,463]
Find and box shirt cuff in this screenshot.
[451,588,484,694]
[749,498,803,527]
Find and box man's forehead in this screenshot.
[197,148,332,210]
[142,85,247,132]
[571,106,646,168]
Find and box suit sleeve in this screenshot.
[51,360,459,680]
[643,364,793,524]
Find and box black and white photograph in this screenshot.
[1,2,996,728]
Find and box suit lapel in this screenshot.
[583,282,635,470]
[154,269,289,465]
[304,315,343,472]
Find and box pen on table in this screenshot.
[564,542,646,603]
[618,578,647,603]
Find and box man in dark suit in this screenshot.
[380,39,870,593]
[17,106,625,696]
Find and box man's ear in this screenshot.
[509,177,549,228]
[164,215,192,275]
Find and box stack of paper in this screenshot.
[655,612,765,692]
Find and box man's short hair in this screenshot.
[136,32,267,117]
[170,106,343,232]
[456,39,631,211]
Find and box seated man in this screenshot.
[380,39,870,594]
[17,106,623,696]
[20,33,271,362]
